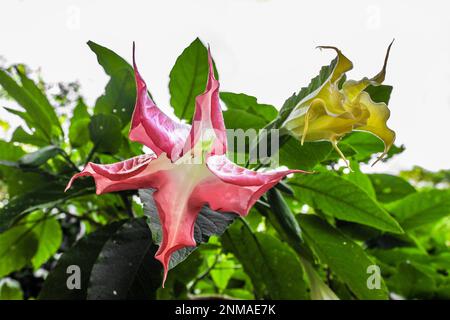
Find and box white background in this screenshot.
[0,0,449,172]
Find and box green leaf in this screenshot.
[27,211,62,269]
[386,190,450,230]
[0,180,92,233]
[69,118,91,148]
[342,160,376,198]
[341,132,404,162]
[0,69,59,140]
[169,38,213,121]
[220,92,277,130]
[89,114,122,154]
[87,218,162,299]
[279,139,332,170]
[88,41,137,125]
[277,57,338,126]
[18,145,61,167]
[266,188,303,249]
[0,278,24,300]
[10,126,48,147]
[364,85,393,104]
[39,221,126,300]
[15,66,61,133]
[368,174,416,203]
[222,222,308,299]
[299,215,389,299]
[0,224,38,277]
[289,172,403,234]
[388,262,436,299]
[69,99,91,148]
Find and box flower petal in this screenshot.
[130,44,190,159]
[204,154,306,214]
[65,154,171,194]
[181,47,227,157]
[354,91,396,163]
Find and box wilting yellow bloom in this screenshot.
[282,43,395,165]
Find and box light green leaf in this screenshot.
[27,211,62,269]
[299,215,389,299]
[368,174,416,203]
[0,278,24,300]
[289,172,403,233]
[0,224,38,277]
[386,189,450,230]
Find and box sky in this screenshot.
[0,0,449,173]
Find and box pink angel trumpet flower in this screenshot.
[66,44,307,286]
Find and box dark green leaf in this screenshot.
[267,188,303,249]
[0,180,92,233]
[89,114,122,154]
[299,215,389,299]
[18,145,60,167]
[222,222,308,299]
[364,85,393,104]
[10,126,48,147]
[87,218,162,300]
[289,172,403,233]
[88,41,137,125]
[39,221,126,300]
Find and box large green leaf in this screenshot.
[220,92,277,130]
[0,224,38,277]
[88,41,136,125]
[299,215,389,299]
[27,211,62,269]
[39,221,126,300]
[87,218,162,299]
[169,38,213,121]
[289,172,403,233]
[386,190,450,230]
[368,174,416,203]
[89,114,122,154]
[222,222,308,299]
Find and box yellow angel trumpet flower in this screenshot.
[282,42,395,166]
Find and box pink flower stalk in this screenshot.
[66,44,306,285]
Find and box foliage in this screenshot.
[0,39,448,300]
